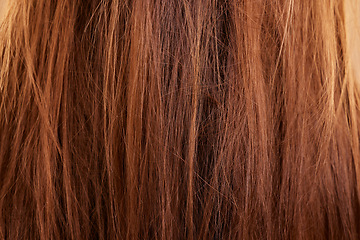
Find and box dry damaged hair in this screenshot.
[0,0,360,239]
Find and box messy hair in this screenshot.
[0,0,360,239]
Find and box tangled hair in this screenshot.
[1,0,360,239]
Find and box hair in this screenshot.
[0,0,360,239]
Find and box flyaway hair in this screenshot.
[0,0,360,239]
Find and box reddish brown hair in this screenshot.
[0,0,360,239]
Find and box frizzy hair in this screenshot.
[0,0,360,239]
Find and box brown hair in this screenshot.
[0,0,360,239]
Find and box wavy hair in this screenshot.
[0,0,360,239]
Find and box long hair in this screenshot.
[0,0,360,239]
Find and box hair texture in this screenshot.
[0,0,360,239]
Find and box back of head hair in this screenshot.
[0,0,360,239]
